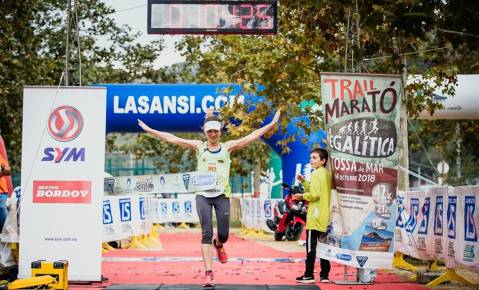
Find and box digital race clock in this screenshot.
[147,0,278,35]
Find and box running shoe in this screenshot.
[213,239,228,263]
[203,270,215,287]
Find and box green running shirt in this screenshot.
[196,142,232,198]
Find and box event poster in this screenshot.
[319,73,402,269]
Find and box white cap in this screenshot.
[204,120,222,132]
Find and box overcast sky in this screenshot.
[102,0,185,68]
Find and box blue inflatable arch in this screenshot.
[103,84,326,194]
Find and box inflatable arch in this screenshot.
[103,84,327,193]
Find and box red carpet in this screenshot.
[71,231,426,289]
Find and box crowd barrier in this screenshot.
[239,198,281,234]
[238,188,478,286]
[102,194,200,248]
[394,186,478,286]
[101,172,213,249]
[102,195,152,243]
[10,180,478,286]
[149,195,199,224]
[395,186,478,270]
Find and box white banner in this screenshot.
[395,186,479,271]
[394,189,440,261]
[20,87,106,281]
[177,194,198,223]
[417,74,479,120]
[103,195,152,242]
[454,186,479,271]
[240,198,281,233]
[112,172,217,194]
[150,195,199,224]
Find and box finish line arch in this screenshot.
[103,84,327,191]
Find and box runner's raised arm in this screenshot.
[138,119,202,150]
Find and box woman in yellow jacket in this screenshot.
[293,148,332,284]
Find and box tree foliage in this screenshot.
[0,0,172,172]
[175,0,479,181]
[409,119,479,185]
[178,0,478,120]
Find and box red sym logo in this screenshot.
[47,106,83,142]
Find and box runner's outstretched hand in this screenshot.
[272,109,281,124]
[138,119,152,133]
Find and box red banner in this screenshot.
[33,180,91,204]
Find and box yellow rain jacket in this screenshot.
[302,167,332,232]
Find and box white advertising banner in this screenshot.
[177,194,197,223]
[102,195,152,242]
[395,186,478,272]
[240,198,281,233]
[150,196,199,224]
[417,74,479,120]
[112,172,217,194]
[20,87,106,281]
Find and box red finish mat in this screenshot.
[71,231,426,290]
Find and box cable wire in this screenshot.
[362,46,452,62]
[110,4,146,15]
[408,120,441,177]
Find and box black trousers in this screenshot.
[305,229,331,278]
[196,194,230,244]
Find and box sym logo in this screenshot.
[42,147,85,163]
[48,106,83,142]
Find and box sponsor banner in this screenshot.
[445,191,459,268]
[112,172,217,194]
[240,198,282,233]
[394,189,439,261]
[33,180,91,203]
[103,84,248,133]
[150,195,199,224]
[417,74,479,120]
[321,73,402,269]
[102,195,152,242]
[394,186,478,271]
[458,186,479,271]
[20,87,106,281]
[177,194,198,223]
[103,196,128,242]
[317,243,393,269]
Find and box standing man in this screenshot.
[293,148,332,284]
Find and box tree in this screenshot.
[177,0,479,121]
[0,0,171,172]
[409,119,479,186]
[173,0,478,182]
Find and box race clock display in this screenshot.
[147,0,277,35]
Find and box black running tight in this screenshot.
[195,194,230,244]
